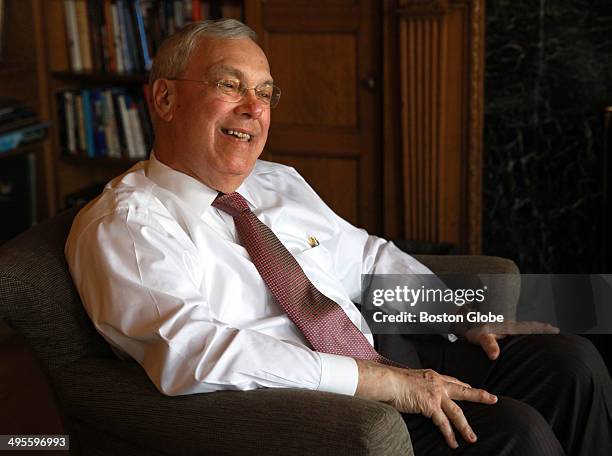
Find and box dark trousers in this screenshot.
[375,334,612,456]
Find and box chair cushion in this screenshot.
[0,208,114,373]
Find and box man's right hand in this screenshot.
[354,359,498,449]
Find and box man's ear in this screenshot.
[151,79,175,122]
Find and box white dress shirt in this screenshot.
[65,154,431,396]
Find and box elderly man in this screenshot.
[66,19,611,455]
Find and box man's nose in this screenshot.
[234,90,265,119]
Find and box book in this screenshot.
[117,93,137,158]
[132,0,152,70]
[125,1,142,69]
[74,93,87,154]
[91,89,108,156]
[110,2,125,72]
[63,92,78,155]
[110,89,128,156]
[101,90,121,158]
[126,95,147,158]
[58,86,151,159]
[173,0,185,29]
[57,92,70,154]
[183,0,193,23]
[86,0,105,71]
[163,1,174,36]
[0,122,50,154]
[74,0,93,71]
[116,0,134,72]
[140,0,158,60]
[103,0,117,72]
[81,90,95,157]
[63,0,83,71]
[62,0,246,75]
[191,0,202,21]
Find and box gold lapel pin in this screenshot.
[307,236,320,248]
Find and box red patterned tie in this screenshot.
[213,192,402,367]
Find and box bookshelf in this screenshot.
[43,0,244,209]
[0,0,56,230]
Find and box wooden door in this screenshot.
[246,0,382,234]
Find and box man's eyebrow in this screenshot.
[210,65,274,85]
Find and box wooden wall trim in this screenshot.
[33,0,57,217]
[383,0,484,253]
[466,0,485,254]
[395,0,450,16]
[383,1,403,238]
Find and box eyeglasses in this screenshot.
[168,78,282,108]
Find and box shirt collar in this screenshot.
[146,152,257,217]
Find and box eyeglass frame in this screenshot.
[166,77,282,108]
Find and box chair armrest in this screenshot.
[413,255,519,275]
[53,358,413,456]
[414,255,520,318]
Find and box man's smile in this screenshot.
[220,127,254,142]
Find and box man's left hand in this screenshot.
[463,321,560,360]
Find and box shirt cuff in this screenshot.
[316,352,359,396]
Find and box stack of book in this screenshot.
[58,87,152,160]
[0,100,50,155]
[63,0,244,74]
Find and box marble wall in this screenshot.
[483,0,612,272]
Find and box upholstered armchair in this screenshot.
[0,208,518,455]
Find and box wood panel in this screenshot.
[269,34,357,127]
[383,0,484,253]
[44,0,70,73]
[247,0,382,233]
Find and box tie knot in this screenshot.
[212,192,251,217]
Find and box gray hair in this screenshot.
[149,19,257,86]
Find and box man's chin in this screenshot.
[206,163,256,192]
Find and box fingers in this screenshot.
[432,379,496,448]
[432,395,481,448]
[431,408,459,449]
[480,334,500,360]
[440,374,471,389]
[449,382,498,405]
[442,398,478,445]
[391,369,498,449]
